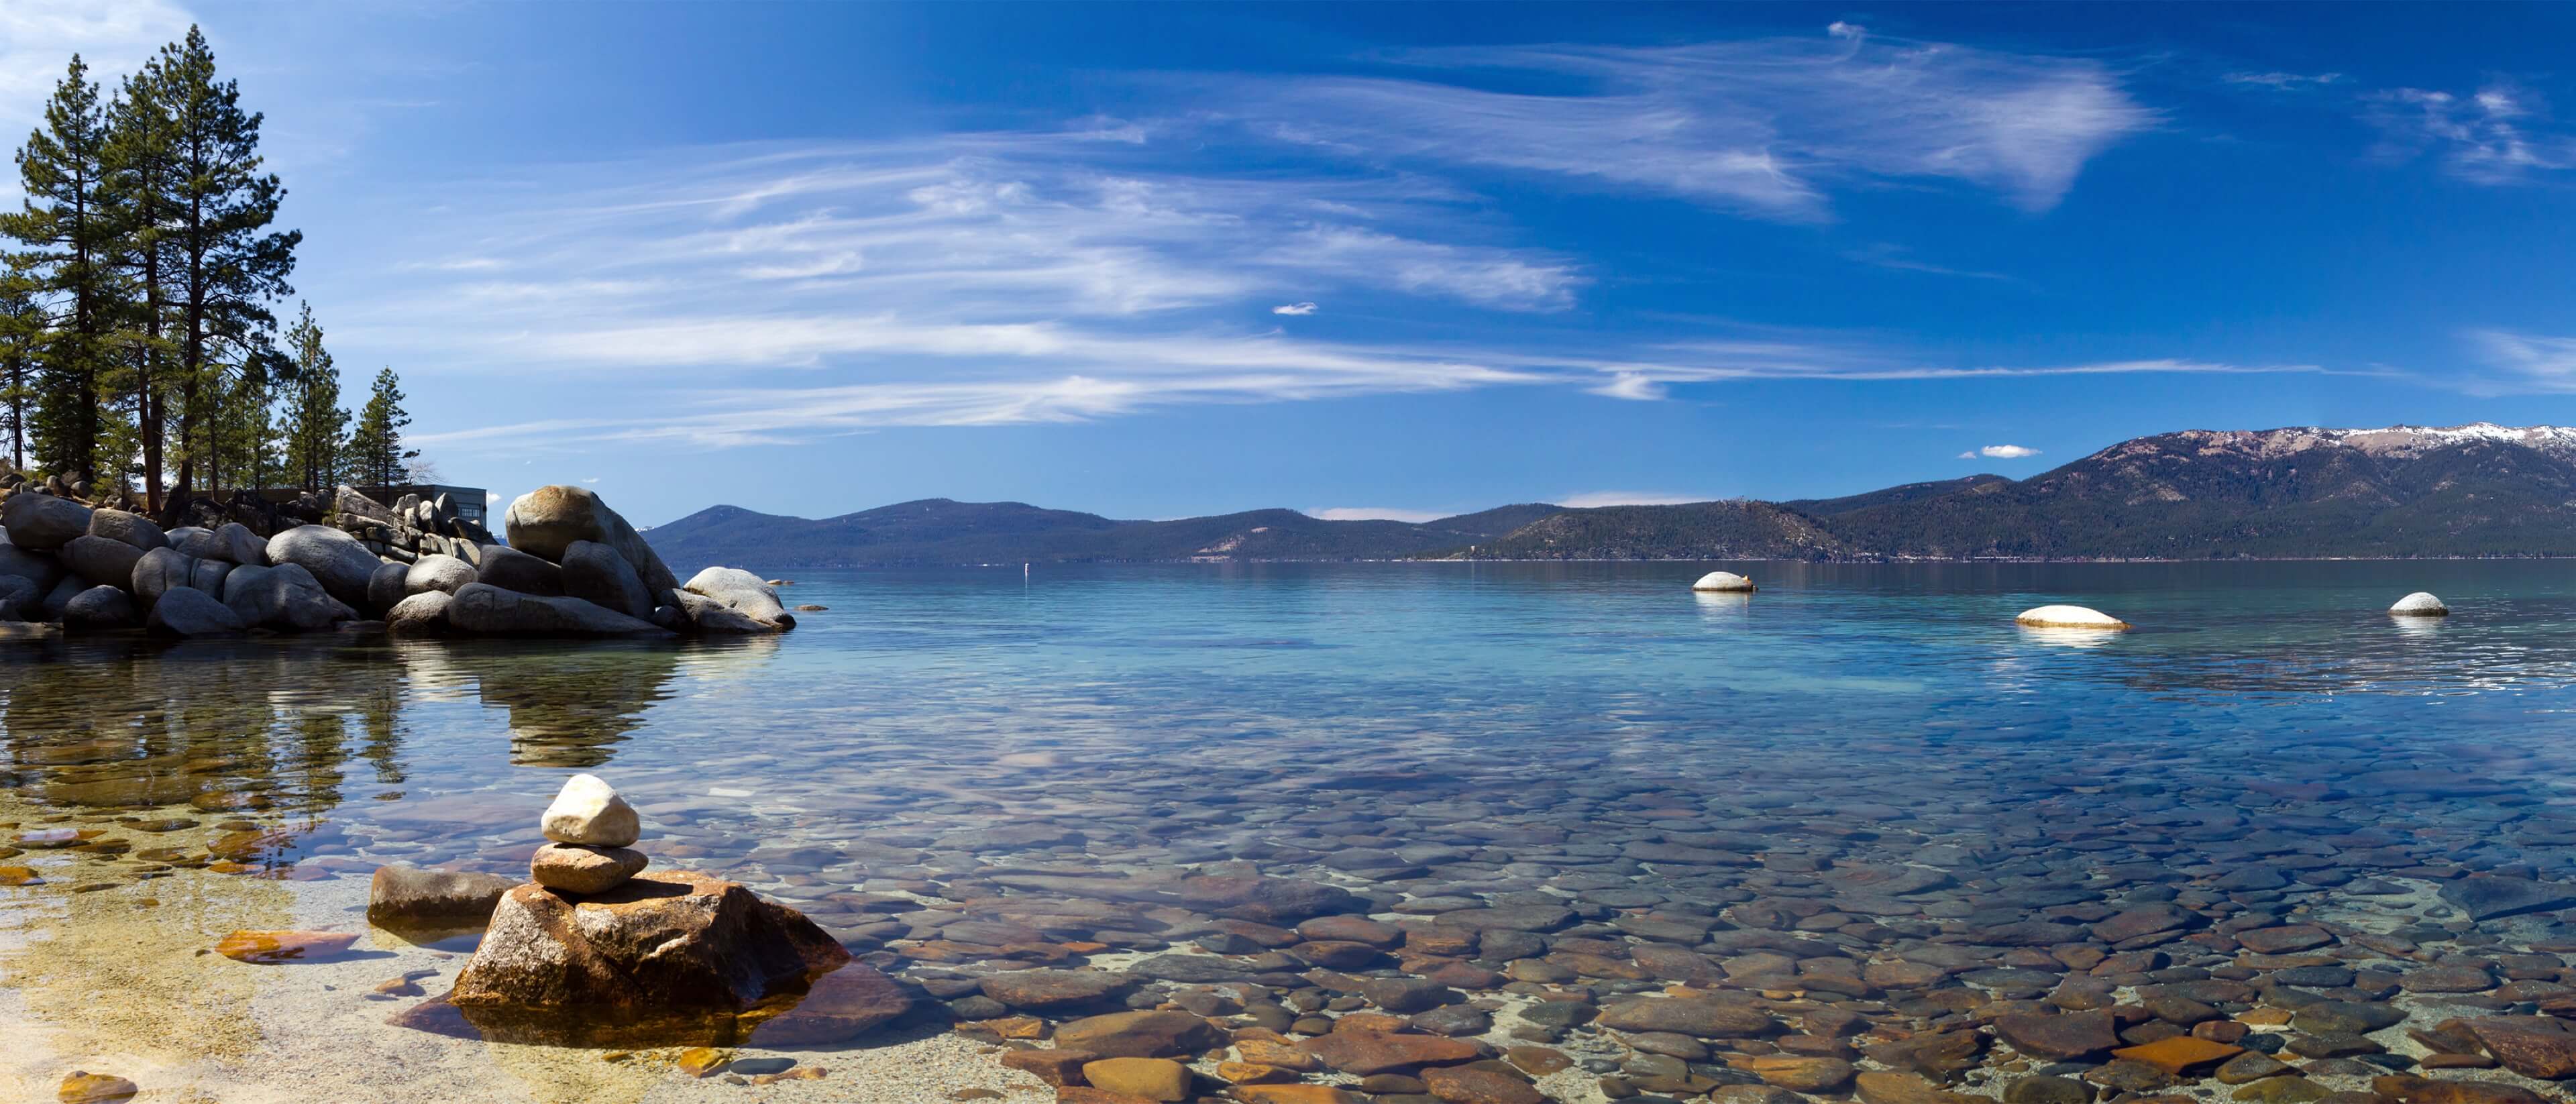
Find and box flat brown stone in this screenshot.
[1856,1070,1981,1104]
[215,930,360,963]
[2115,1036,2245,1076]
[1299,1029,1483,1074]
[1421,1065,1544,1104]
[1996,1009,2120,1060]
[1000,1049,1096,1087]
[2462,1017,2576,1080]
[1053,1011,1223,1059]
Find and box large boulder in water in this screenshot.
[2015,604,2129,630]
[131,547,197,608]
[561,540,653,620]
[62,585,140,630]
[210,522,266,565]
[474,544,564,596]
[144,586,245,637]
[447,582,671,637]
[366,561,410,615]
[1690,571,1756,592]
[87,508,165,551]
[62,534,145,588]
[266,525,384,610]
[0,574,37,621]
[683,567,794,630]
[223,563,357,631]
[445,870,851,1045]
[504,486,680,592]
[405,554,476,596]
[667,589,772,634]
[2390,592,2449,616]
[1,492,92,550]
[386,590,453,635]
[0,531,65,592]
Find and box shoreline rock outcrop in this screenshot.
[1690,571,1756,592]
[0,478,793,639]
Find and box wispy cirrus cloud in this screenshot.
[2465,329,2576,394]
[1220,22,2156,221]
[2365,82,2576,184]
[2224,70,2343,91]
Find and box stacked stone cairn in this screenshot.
[528,774,649,895]
[0,474,792,638]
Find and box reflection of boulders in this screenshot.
[437,642,690,768]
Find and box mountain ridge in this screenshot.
[643,423,2576,567]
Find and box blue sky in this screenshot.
[7,2,2576,524]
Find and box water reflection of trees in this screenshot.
[0,635,779,829]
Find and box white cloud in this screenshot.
[2365,82,2576,184]
[1306,506,1446,523]
[484,490,500,503]
[1589,372,1667,400]
[1559,491,1713,508]
[1272,302,1318,316]
[581,476,600,484]
[1224,27,2155,219]
[1826,21,1866,41]
[1964,444,2040,459]
[2465,328,2576,393]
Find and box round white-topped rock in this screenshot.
[2389,592,2449,616]
[541,773,640,848]
[1690,571,1756,592]
[2015,604,2130,630]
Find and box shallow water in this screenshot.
[10,561,2576,1101]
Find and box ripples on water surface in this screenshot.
[10,561,2576,1101]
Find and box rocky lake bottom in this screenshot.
[11,561,2576,1104]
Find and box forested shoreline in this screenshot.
[0,27,422,525]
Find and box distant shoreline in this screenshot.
[682,554,2576,569]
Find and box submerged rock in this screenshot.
[215,930,360,963]
[57,1071,138,1103]
[2390,592,2449,616]
[367,866,519,935]
[2015,604,2130,629]
[1691,571,1756,592]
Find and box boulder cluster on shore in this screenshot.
[0,476,791,638]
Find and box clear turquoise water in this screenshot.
[9,560,2576,881]
[11,561,2576,1099]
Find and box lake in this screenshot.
[7,561,2576,1102]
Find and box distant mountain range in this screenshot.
[643,423,2576,567]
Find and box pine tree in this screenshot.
[0,56,121,479]
[155,27,299,502]
[280,302,344,492]
[345,365,417,491]
[103,56,181,510]
[0,259,40,473]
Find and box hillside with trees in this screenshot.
[0,29,423,526]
